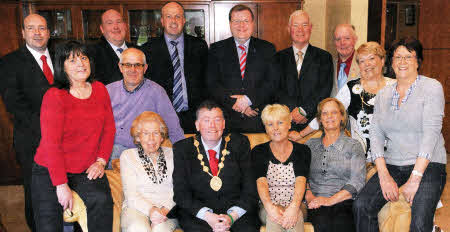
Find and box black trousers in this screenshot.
[31,163,113,232]
[22,160,36,232]
[178,209,259,232]
[308,199,356,232]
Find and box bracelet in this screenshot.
[412,170,423,177]
[227,214,234,225]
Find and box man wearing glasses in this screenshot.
[105,48,184,169]
[206,4,277,133]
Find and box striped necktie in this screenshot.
[238,45,247,79]
[170,41,185,112]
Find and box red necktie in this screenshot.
[208,149,218,176]
[40,55,53,84]
[238,45,247,79]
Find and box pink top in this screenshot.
[35,81,115,186]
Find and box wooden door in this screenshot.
[418,0,450,151]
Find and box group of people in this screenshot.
[0,1,446,232]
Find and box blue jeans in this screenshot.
[353,163,446,232]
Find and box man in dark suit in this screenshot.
[89,9,132,85]
[0,14,54,232]
[141,1,208,133]
[206,4,277,133]
[172,100,258,232]
[274,10,333,135]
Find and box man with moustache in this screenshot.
[172,100,258,232]
[274,10,333,132]
[0,14,54,232]
[330,24,360,97]
[106,48,184,169]
[141,1,208,133]
[206,4,276,133]
[90,9,132,85]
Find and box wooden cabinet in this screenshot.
[25,0,299,47]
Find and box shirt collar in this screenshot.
[122,78,146,94]
[234,38,251,50]
[319,130,346,151]
[107,40,127,53]
[164,33,184,46]
[201,136,222,155]
[26,44,50,61]
[338,50,355,66]
[292,44,309,57]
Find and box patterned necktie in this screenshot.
[238,45,247,79]
[208,150,218,176]
[170,41,185,112]
[296,51,304,78]
[337,62,348,90]
[40,55,53,84]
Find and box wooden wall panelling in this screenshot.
[418,0,450,151]
[0,3,23,185]
[257,2,299,51]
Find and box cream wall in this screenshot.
[303,0,368,58]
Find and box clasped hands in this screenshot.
[230,95,258,117]
[150,206,170,227]
[205,211,236,232]
[379,173,421,205]
[266,203,300,229]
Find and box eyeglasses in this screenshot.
[120,63,145,68]
[393,55,416,63]
[231,19,251,25]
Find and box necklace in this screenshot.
[193,134,231,191]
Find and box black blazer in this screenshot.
[206,37,277,132]
[141,34,208,112]
[172,133,258,230]
[0,46,53,168]
[88,36,133,85]
[274,45,333,130]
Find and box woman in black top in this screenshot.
[253,104,311,232]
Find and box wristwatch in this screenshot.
[412,170,423,177]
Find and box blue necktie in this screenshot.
[170,41,186,112]
[117,48,123,54]
[337,62,347,90]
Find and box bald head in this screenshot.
[22,14,50,52]
[120,48,146,64]
[334,24,358,61]
[100,9,127,47]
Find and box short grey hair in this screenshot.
[288,10,311,26]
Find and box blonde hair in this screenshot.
[316,98,347,131]
[130,111,168,144]
[261,104,292,126]
[356,41,386,63]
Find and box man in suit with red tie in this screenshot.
[141,1,208,133]
[273,10,333,133]
[172,100,258,232]
[0,14,54,232]
[206,4,277,133]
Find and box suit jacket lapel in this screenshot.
[21,47,51,86]
[299,45,313,79]
[286,48,298,80]
[226,37,242,80]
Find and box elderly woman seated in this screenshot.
[120,111,178,232]
[305,98,365,232]
[253,104,311,232]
